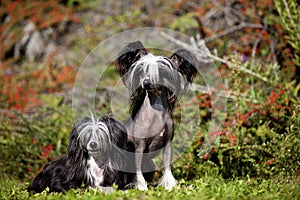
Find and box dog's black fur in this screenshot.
[27,115,134,193]
[115,41,197,190]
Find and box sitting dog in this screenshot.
[115,41,197,190]
[27,114,134,193]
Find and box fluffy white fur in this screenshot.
[159,169,177,190]
[135,171,148,191]
[129,53,176,88]
[87,156,105,186]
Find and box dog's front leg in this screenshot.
[134,145,148,190]
[159,141,177,190]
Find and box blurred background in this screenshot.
[0,0,299,183]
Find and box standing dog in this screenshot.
[115,41,197,190]
[28,114,134,193]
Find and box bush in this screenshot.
[166,0,300,180]
[0,0,80,61]
[0,97,73,180]
[172,51,299,179]
[275,0,300,69]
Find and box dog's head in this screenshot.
[68,114,128,165]
[115,41,198,99]
[28,115,131,193]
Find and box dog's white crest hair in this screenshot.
[76,112,124,172]
[129,53,175,87]
[76,112,112,151]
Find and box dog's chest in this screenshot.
[87,157,104,186]
[133,94,166,138]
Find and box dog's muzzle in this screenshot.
[142,77,155,90]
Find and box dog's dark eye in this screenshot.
[89,142,98,149]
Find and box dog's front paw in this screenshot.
[135,172,148,191]
[136,182,148,191]
[159,170,177,190]
[95,186,115,194]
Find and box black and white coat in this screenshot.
[27,115,134,193]
[115,41,197,190]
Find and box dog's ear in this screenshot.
[170,49,198,83]
[68,116,91,153]
[101,115,128,149]
[68,122,81,153]
[115,41,147,77]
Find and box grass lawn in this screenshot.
[1,176,299,200]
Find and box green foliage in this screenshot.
[0,96,73,180]
[170,13,198,35]
[279,105,300,174]
[275,0,300,67]
[0,0,79,61]
[210,54,300,178]
[0,64,75,112]
[226,53,296,176]
[172,51,299,180]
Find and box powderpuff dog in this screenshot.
[115,41,197,190]
[28,114,135,193]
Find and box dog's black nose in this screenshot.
[143,78,153,90]
[89,142,98,150]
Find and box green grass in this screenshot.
[1,176,299,200]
